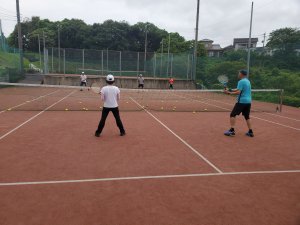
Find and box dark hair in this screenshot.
[106,80,114,85]
[239,69,248,76]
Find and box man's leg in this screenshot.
[224,104,240,136]
[111,107,125,135]
[95,108,110,136]
[244,104,254,137]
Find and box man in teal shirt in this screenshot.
[224,70,254,137]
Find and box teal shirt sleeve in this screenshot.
[237,80,244,91]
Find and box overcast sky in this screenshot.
[0,0,299,47]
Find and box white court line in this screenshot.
[0,170,299,187]
[192,95,300,122]
[0,91,76,141]
[0,90,59,114]
[130,97,223,174]
[176,93,300,131]
[263,112,300,122]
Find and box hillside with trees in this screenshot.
[6,18,300,107]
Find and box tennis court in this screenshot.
[0,83,300,225]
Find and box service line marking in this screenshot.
[0,91,76,141]
[130,97,223,174]
[0,170,299,187]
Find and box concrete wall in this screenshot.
[43,74,196,89]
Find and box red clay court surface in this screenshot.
[0,87,300,225]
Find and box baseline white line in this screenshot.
[0,170,299,187]
[0,91,76,141]
[130,97,223,174]
[0,90,59,114]
[176,93,300,131]
[263,112,300,122]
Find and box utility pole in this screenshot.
[0,19,3,51]
[144,24,148,74]
[247,1,254,77]
[193,0,200,81]
[262,32,266,52]
[16,0,24,74]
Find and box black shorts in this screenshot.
[80,81,87,86]
[230,103,251,119]
[138,84,144,88]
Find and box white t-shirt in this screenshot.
[80,74,87,82]
[100,85,120,108]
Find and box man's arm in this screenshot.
[224,88,241,95]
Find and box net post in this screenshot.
[279,89,284,113]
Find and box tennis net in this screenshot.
[0,82,283,113]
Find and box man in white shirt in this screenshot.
[80,72,87,91]
[95,74,126,137]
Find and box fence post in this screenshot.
[101,50,104,76]
[187,54,190,80]
[63,49,66,74]
[170,54,173,77]
[82,49,85,71]
[153,53,157,77]
[106,49,109,74]
[51,47,53,73]
[119,51,122,76]
[137,52,139,76]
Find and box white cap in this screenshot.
[139,74,143,77]
[81,71,85,74]
[106,74,114,82]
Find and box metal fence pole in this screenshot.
[170,54,173,77]
[82,49,85,71]
[101,50,104,76]
[137,52,139,76]
[119,51,122,76]
[106,49,108,73]
[154,53,157,77]
[63,49,66,74]
[187,54,190,80]
[51,47,53,73]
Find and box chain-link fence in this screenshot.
[0,45,23,82]
[36,48,194,79]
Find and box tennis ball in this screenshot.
[65,108,69,111]
[79,102,82,104]
[7,108,12,111]
[172,108,176,111]
[204,108,208,111]
[26,101,30,103]
[161,107,164,110]
[126,102,129,104]
[82,108,86,110]
[85,108,89,111]
[193,111,196,114]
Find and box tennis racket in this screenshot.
[217,75,229,89]
[90,81,102,94]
